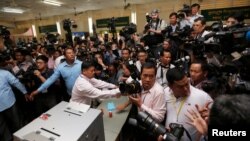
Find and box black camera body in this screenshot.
[119,23,137,41]
[177,4,191,19]
[136,111,184,141]
[119,80,141,95]
[0,25,10,40]
[63,19,72,32]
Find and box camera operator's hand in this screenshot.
[129,94,142,108]
[24,94,30,102]
[185,109,208,136]
[29,90,39,101]
[119,76,128,82]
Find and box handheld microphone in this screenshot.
[174,56,190,64]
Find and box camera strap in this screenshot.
[183,127,193,141]
[155,19,162,31]
[159,64,169,85]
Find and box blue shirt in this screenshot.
[0,69,27,112]
[38,59,82,95]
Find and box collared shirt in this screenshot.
[12,61,33,74]
[38,59,82,95]
[135,60,142,73]
[140,81,166,123]
[70,74,119,105]
[164,85,213,141]
[189,13,203,26]
[0,69,27,112]
[54,55,65,69]
[156,63,175,87]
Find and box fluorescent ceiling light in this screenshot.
[43,0,62,6]
[2,7,24,14]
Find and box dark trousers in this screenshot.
[0,114,12,141]
[0,102,21,141]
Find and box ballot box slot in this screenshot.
[40,128,61,137]
[63,110,82,116]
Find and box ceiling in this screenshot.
[0,0,164,22]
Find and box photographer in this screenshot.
[70,61,120,105]
[119,62,166,141]
[192,17,213,43]
[164,68,213,141]
[11,49,33,76]
[156,49,175,87]
[129,62,166,123]
[135,49,148,73]
[189,3,203,26]
[189,60,208,90]
[143,9,166,58]
[169,12,179,33]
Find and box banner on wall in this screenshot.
[201,6,250,22]
[38,24,57,33]
[96,16,129,28]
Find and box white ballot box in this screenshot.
[14,101,105,141]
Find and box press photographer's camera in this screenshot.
[0,25,10,39]
[119,80,141,95]
[177,4,191,19]
[119,23,137,41]
[136,111,184,141]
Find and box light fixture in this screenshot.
[88,17,93,34]
[131,11,137,24]
[1,7,24,14]
[43,0,62,6]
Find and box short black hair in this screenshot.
[160,49,172,57]
[81,61,95,71]
[36,55,48,63]
[191,3,200,9]
[141,62,157,75]
[209,94,250,128]
[169,12,178,18]
[14,48,26,56]
[63,47,75,56]
[191,60,208,72]
[137,49,147,55]
[194,17,206,25]
[166,68,186,85]
[232,12,244,22]
[122,48,131,54]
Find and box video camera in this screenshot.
[107,17,117,33]
[119,80,141,95]
[119,23,137,42]
[177,4,191,19]
[130,111,184,141]
[63,19,73,32]
[0,25,10,40]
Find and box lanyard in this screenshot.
[172,95,187,122]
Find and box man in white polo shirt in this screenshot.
[164,68,213,141]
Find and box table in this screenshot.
[97,96,131,141]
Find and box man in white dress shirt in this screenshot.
[164,68,213,141]
[70,61,120,105]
